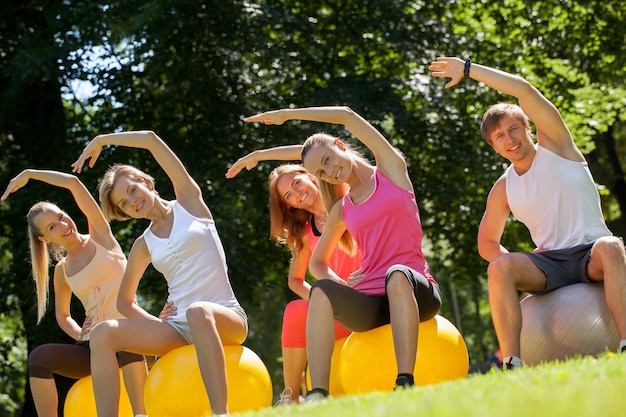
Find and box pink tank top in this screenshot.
[305,221,361,280]
[342,169,434,295]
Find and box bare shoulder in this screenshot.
[485,174,509,207]
[328,199,345,224]
[490,174,507,195]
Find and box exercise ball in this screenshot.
[340,315,468,394]
[520,283,618,365]
[144,344,272,416]
[64,370,133,417]
[305,336,348,396]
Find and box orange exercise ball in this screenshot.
[64,370,133,417]
[144,344,272,416]
[339,315,468,394]
[520,283,618,365]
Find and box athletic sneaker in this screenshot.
[504,358,517,370]
[275,387,295,406]
[394,374,415,390]
[305,389,329,403]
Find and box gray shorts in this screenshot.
[166,305,248,344]
[522,242,595,295]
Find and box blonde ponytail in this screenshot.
[26,202,66,324]
[318,180,357,256]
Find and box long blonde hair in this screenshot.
[26,202,67,324]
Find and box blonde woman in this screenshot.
[72,130,247,417]
[1,170,147,417]
[238,106,442,399]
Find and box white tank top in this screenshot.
[505,145,611,250]
[143,201,240,322]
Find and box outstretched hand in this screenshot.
[244,109,287,126]
[71,137,103,173]
[225,153,260,178]
[428,56,465,89]
[1,171,30,201]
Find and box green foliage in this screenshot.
[1,0,624,413]
[0,297,26,417]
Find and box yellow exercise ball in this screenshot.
[144,344,272,416]
[340,315,468,394]
[305,336,348,396]
[64,370,133,417]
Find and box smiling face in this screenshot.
[31,204,78,246]
[275,171,321,211]
[488,114,534,162]
[302,141,352,185]
[109,175,155,219]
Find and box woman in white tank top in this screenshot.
[72,130,247,417]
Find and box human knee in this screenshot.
[309,281,333,303]
[487,255,517,285]
[385,270,412,297]
[28,345,54,376]
[89,320,118,348]
[593,236,626,260]
[186,302,216,326]
[283,300,308,327]
[284,299,308,319]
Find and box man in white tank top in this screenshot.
[429,56,626,369]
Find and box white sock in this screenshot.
[503,356,522,367]
[619,340,626,352]
[135,414,148,417]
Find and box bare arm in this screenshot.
[429,57,583,160]
[225,145,304,178]
[287,242,313,300]
[245,106,411,190]
[72,130,210,219]
[117,237,160,321]
[53,264,82,340]
[477,176,511,262]
[2,169,117,250]
[308,202,350,285]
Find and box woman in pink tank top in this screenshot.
[228,163,361,404]
[236,106,442,400]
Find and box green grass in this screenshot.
[237,353,625,417]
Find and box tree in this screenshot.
[1,1,623,413]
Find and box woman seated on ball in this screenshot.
[237,105,442,399]
[1,170,148,417]
[72,130,247,417]
[227,162,361,404]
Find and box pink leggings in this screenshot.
[281,299,352,348]
[28,341,144,379]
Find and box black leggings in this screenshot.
[310,264,442,332]
[28,341,145,379]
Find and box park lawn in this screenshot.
[237,352,625,417]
